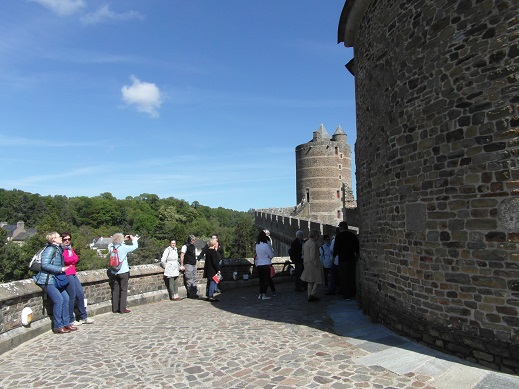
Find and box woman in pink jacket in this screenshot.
[61,232,94,325]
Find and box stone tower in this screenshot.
[338,0,519,372]
[295,124,356,225]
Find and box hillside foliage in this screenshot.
[0,189,258,283]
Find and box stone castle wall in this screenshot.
[339,0,519,373]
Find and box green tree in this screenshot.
[0,242,25,282]
[229,214,257,258]
[0,189,257,281]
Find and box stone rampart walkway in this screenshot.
[0,281,518,388]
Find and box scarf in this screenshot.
[62,244,73,256]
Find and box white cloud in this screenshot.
[121,75,162,118]
[81,4,144,25]
[30,0,85,16]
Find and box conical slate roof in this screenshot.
[312,124,331,142]
[333,125,345,136]
[332,125,347,143]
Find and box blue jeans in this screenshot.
[66,274,87,321]
[207,279,217,298]
[42,284,70,329]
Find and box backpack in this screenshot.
[109,246,122,271]
[29,247,46,272]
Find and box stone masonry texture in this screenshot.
[339,0,519,373]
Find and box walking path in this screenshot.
[0,282,517,388]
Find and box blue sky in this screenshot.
[0,0,355,212]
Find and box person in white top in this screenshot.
[161,240,181,300]
[255,230,275,300]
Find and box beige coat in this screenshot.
[300,238,325,284]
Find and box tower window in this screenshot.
[337,210,341,219]
[335,147,338,155]
[340,153,343,158]
[306,189,310,202]
[339,175,342,179]
[336,190,340,199]
[339,164,342,170]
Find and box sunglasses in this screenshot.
[62,238,71,241]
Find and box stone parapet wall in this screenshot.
[340,0,519,373]
[0,265,167,336]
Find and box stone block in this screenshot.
[465,219,498,230]
[471,275,506,288]
[405,203,426,231]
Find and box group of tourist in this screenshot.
[34,224,358,333]
[33,231,139,334]
[33,232,96,334]
[255,221,359,303]
[288,221,360,302]
[161,234,223,302]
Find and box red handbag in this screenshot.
[212,273,223,284]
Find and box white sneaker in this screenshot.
[80,317,95,324]
[72,320,82,326]
[260,295,271,300]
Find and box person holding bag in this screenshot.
[108,233,139,313]
[161,240,181,301]
[33,232,77,334]
[203,237,221,302]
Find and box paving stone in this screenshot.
[0,282,518,388]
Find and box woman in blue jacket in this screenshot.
[34,232,78,334]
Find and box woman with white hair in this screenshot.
[108,233,139,313]
[33,232,76,333]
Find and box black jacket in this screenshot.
[289,238,303,263]
[333,230,359,263]
[203,249,220,280]
[182,243,197,265]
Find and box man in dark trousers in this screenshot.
[332,221,360,300]
[290,230,305,292]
